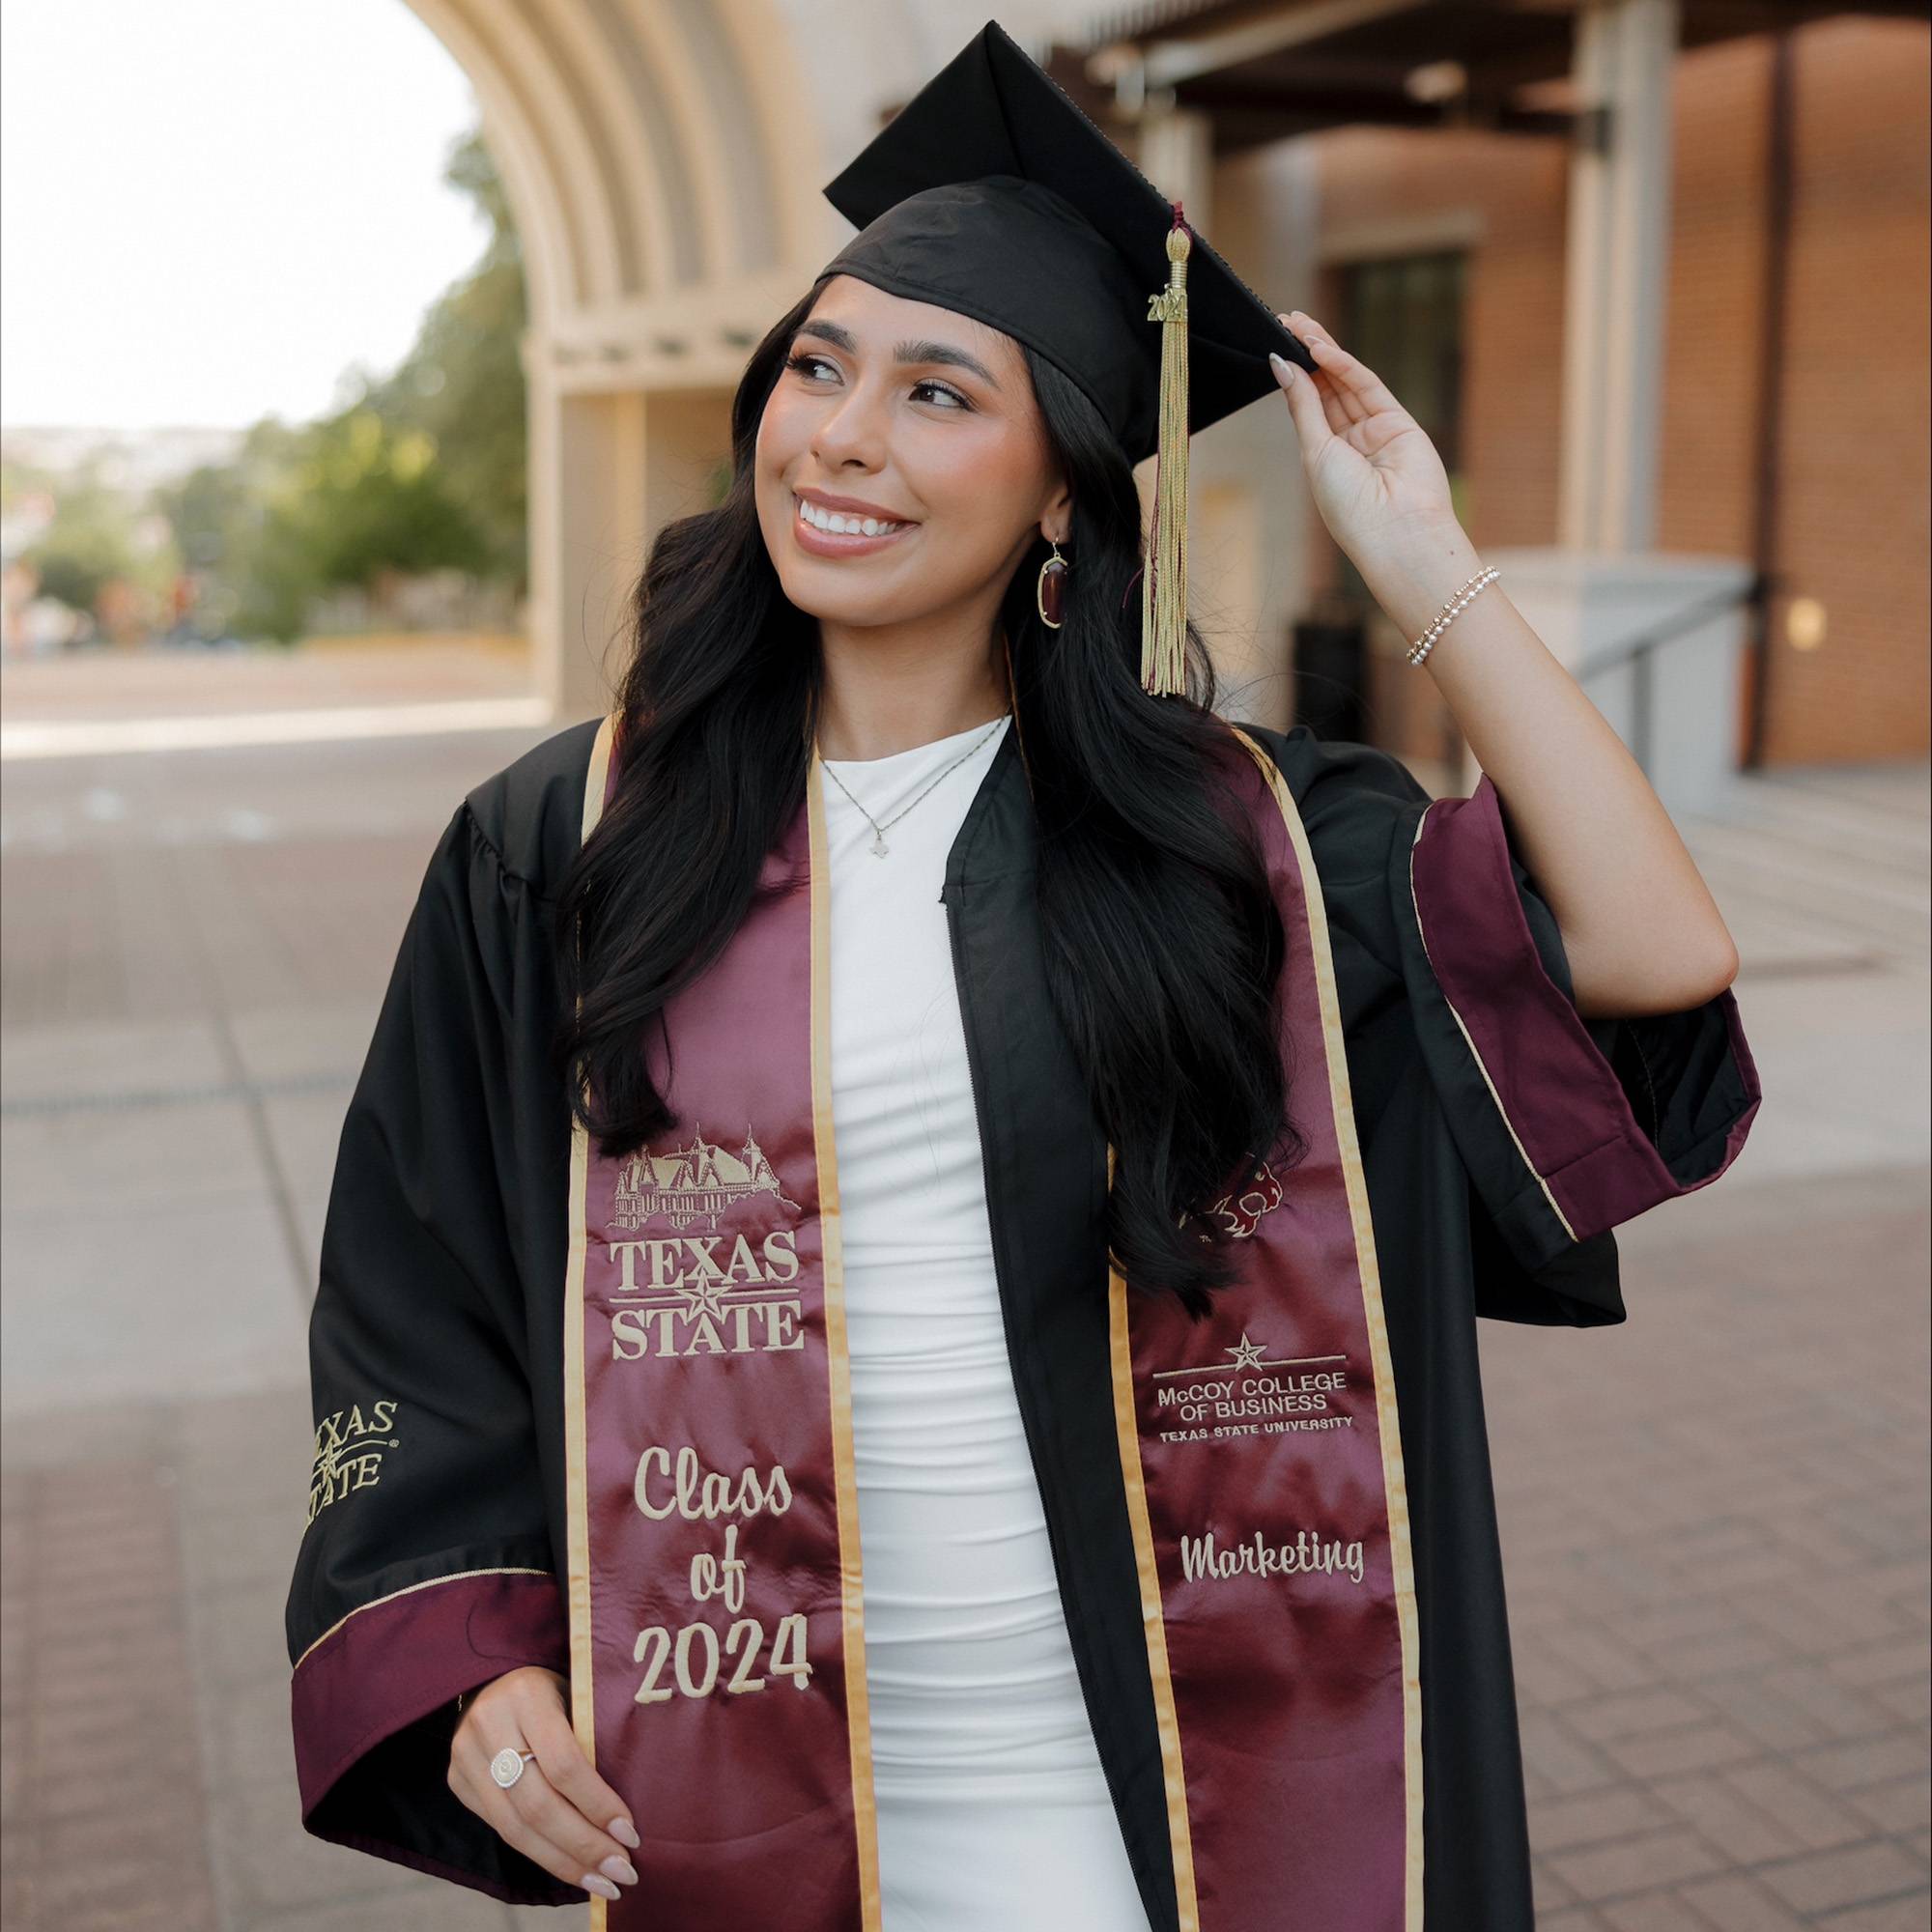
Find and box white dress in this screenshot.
[820,714,1152,1931]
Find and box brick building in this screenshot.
[1060,2,1929,773]
[1329,16,1926,768]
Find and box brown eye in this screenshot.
[911,380,971,411]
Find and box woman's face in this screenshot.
[754,274,1069,630]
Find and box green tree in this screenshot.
[214,411,484,641]
[362,128,528,589]
[163,417,319,642]
[18,468,159,616]
[291,409,488,586]
[152,125,529,640]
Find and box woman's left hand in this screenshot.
[1268,309,1461,577]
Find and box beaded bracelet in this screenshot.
[1406,564,1500,667]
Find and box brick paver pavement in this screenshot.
[2,672,1924,1928]
[1492,1163,1930,1928]
[1,1457,219,1932]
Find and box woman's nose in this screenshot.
[810,384,888,469]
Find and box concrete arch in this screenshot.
[418,0,629,306]
[509,0,663,296]
[407,0,827,327]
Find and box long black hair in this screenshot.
[553,271,1304,1317]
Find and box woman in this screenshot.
[285,23,1758,1932]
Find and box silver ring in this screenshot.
[490,1745,539,1789]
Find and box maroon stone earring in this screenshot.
[1036,538,1069,629]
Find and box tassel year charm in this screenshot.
[1141,209,1192,697]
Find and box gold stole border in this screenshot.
[1105,1140,1198,1926]
[1104,725,1426,1931]
[565,711,616,1930]
[807,749,883,1926]
[562,722,881,1928]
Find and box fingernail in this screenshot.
[582,1873,621,1901]
[1269,353,1295,383]
[600,1854,639,1886]
[609,1817,640,1849]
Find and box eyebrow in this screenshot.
[792,318,1001,391]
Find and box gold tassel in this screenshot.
[1141,210,1191,697]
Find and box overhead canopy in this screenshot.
[1054,0,1931,151]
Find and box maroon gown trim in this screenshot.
[1406,773,1760,1244]
[290,1565,569,1879]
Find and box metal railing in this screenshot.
[1565,570,1770,774]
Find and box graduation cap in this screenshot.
[819,18,1313,696]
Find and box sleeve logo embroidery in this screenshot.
[605,1121,807,1363]
[308,1399,401,1522]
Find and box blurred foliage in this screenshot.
[18,470,149,612]
[156,419,307,640]
[361,129,529,588]
[143,127,529,643]
[1,453,58,514]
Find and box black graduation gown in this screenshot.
[285,714,1759,1926]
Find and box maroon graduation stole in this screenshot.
[563,715,1422,1930]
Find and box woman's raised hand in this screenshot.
[1267,308,1463,577]
[447,1664,642,1902]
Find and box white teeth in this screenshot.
[797,495,905,537]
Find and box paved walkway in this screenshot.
[1500,1163,1929,1931]
[2,662,1925,1929]
[0,633,533,724]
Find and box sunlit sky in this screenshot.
[2,0,485,431]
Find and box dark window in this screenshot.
[1332,250,1467,609]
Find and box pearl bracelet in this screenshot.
[1406,564,1500,667]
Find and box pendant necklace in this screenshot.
[817,713,1009,858]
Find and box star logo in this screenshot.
[673,1277,729,1323]
[1224,1332,1267,1372]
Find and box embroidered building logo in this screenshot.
[605,1122,808,1364]
[612,1124,795,1233]
[308,1400,400,1521]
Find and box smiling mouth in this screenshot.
[793,492,917,549]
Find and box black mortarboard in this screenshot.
[818,18,1314,694]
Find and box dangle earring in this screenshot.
[1035,537,1069,629]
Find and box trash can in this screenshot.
[1291,602,1368,742]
